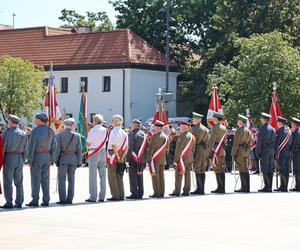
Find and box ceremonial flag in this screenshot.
[269,84,282,130]
[149,101,170,136]
[207,86,223,127]
[44,73,61,122]
[77,92,89,155]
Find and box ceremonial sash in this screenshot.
[178,135,195,173]
[131,132,147,163]
[276,129,292,160]
[250,132,257,151]
[148,136,168,175]
[212,131,228,165]
[107,136,127,165]
[88,130,108,158]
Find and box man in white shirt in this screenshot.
[85,114,108,202]
[107,114,128,201]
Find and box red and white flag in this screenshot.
[207,86,223,127]
[269,90,282,130]
[149,101,170,136]
[44,74,62,121]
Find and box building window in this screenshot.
[65,113,73,118]
[61,77,68,93]
[80,77,88,92]
[90,113,95,122]
[43,78,49,86]
[103,76,111,92]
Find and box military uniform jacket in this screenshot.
[231,126,251,158]
[27,124,56,165]
[146,132,168,166]
[173,131,195,166]
[192,124,209,162]
[275,126,292,158]
[207,123,227,157]
[2,126,28,164]
[55,128,82,166]
[255,123,276,157]
[127,128,147,165]
[291,128,300,156]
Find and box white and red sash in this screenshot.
[276,128,291,160]
[107,136,128,165]
[178,135,195,173]
[131,132,147,164]
[212,131,228,165]
[88,130,108,158]
[148,136,168,175]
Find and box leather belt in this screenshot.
[5,151,23,155]
[34,150,50,153]
[61,151,76,155]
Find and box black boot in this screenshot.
[243,172,250,193]
[234,173,244,192]
[218,173,225,194]
[269,173,274,192]
[290,175,300,191]
[258,174,271,192]
[190,174,201,195]
[199,173,205,195]
[281,174,288,192]
[211,173,220,193]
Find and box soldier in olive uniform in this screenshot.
[207,112,227,194]
[274,117,292,192]
[231,114,251,193]
[190,112,209,195]
[170,121,195,196]
[290,118,300,191]
[126,119,147,199]
[256,113,276,192]
[55,118,82,204]
[26,112,56,207]
[147,120,168,198]
[1,115,27,209]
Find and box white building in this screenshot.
[0,27,179,126]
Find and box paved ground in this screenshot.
[0,166,299,250]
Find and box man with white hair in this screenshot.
[55,118,82,204]
[85,114,108,202]
[107,114,128,201]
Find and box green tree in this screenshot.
[0,56,45,122]
[59,9,114,31]
[209,32,300,125]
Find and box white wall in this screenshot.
[53,68,178,127]
[129,69,178,123]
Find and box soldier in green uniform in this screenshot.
[170,121,195,196]
[190,112,209,195]
[231,114,252,192]
[147,120,168,198]
[207,112,227,194]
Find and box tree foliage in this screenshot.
[209,32,300,124]
[0,56,45,122]
[59,9,114,31]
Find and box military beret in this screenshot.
[64,117,76,126]
[291,117,300,125]
[35,112,48,122]
[277,116,287,123]
[213,112,223,119]
[132,119,142,125]
[180,121,191,126]
[8,114,20,124]
[261,112,271,120]
[155,120,164,127]
[238,114,248,123]
[192,112,204,119]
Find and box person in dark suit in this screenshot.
[256,113,276,192]
[290,117,300,191]
[274,117,292,192]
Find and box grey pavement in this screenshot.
[0,166,300,250]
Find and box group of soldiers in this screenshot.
[1,110,300,209]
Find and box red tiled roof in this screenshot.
[0,26,176,68]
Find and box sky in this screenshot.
[0,0,117,28]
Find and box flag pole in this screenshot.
[48,61,53,127]
[272,82,279,190]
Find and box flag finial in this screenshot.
[272,82,278,91]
